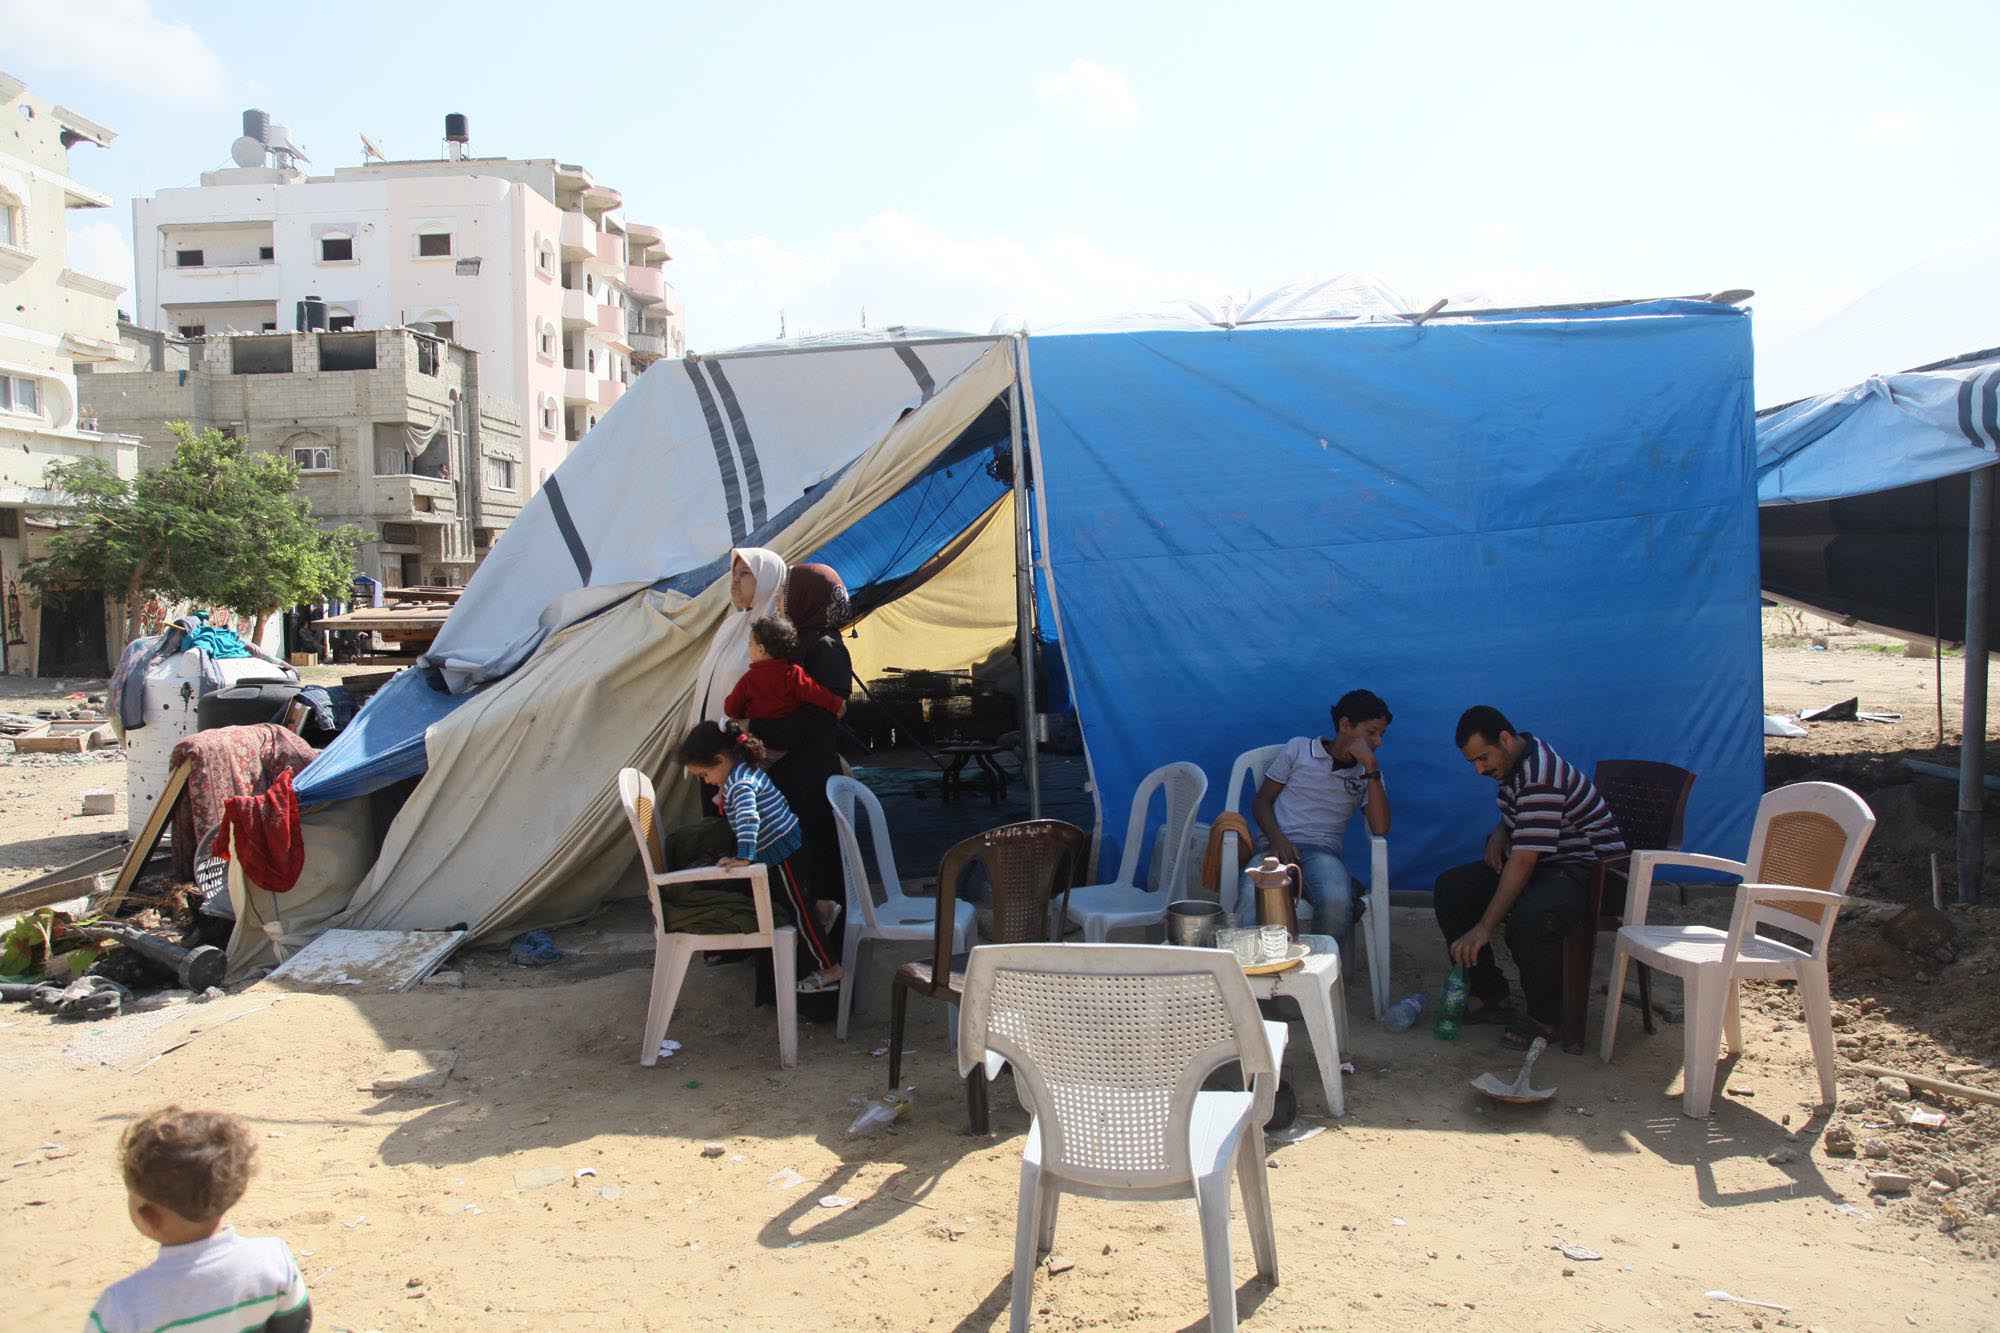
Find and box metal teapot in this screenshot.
[1245,854,1301,937]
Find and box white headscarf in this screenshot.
[686,546,787,728]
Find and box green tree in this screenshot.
[25,423,365,646]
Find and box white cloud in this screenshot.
[1035,59,1141,130]
[1,0,227,105]
[65,217,134,302]
[1474,222,1515,258]
[1861,110,1920,145]
[662,212,1223,350]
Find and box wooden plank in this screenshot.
[1846,1062,2000,1108]
[0,843,130,904]
[104,759,190,914]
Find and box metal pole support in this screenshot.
[1957,465,1993,905]
[1008,337,1041,818]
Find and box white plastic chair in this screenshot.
[827,774,976,1040]
[1599,781,1875,1117]
[1064,761,1208,942]
[1220,743,1393,1018]
[958,943,1286,1333]
[616,768,798,1069]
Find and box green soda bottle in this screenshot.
[1434,965,1469,1040]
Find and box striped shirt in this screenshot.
[86,1228,310,1333]
[721,761,803,864]
[1497,734,1626,865]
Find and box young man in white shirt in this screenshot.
[1241,689,1392,954]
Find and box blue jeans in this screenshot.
[1238,842,1352,956]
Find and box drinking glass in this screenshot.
[1258,924,1290,963]
[1222,929,1258,966]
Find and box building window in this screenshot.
[536,319,556,360]
[376,440,413,476]
[320,235,354,262]
[430,320,455,341]
[485,457,517,491]
[539,394,557,434]
[0,204,18,247]
[261,321,277,331]
[584,272,595,296]
[416,230,453,258]
[176,249,203,267]
[294,446,333,471]
[259,245,274,261]
[536,235,556,276]
[327,306,356,332]
[586,347,596,373]
[415,338,441,376]
[0,508,17,539]
[0,375,40,416]
[178,324,206,338]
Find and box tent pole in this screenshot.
[1957,464,1993,905]
[1008,336,1041,818]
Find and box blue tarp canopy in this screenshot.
[1756,351,2000,505]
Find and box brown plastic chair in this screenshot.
[1559,759,1697,1053]
[887,819,1090,1133]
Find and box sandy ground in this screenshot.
[4,628,1999,1331]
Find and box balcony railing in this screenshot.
[624,264,664,303]
[594,231,625,268]
[561,288,592,326]
[559,210,594,256]
[596,378,626,410]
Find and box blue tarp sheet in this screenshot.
[1029,309,1764,888]
[294,667,467,805]
[1756,356,2000,505]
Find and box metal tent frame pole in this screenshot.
[1958,464,1994,905]
[1008,335,1041,818]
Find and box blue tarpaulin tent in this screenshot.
[283,301,1764,946]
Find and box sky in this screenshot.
[9,0,1997,384]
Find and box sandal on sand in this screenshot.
[1500,1016,1555,1050]
[797,969,842,995]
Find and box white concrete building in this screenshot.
[0,72,141,676]
[132,113,682,494]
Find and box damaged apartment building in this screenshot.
[81,322,523,587]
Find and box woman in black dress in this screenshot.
[742,562,854,992]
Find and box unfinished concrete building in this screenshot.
[81,326,523,587]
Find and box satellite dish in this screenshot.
[359,132,386,163]
[230,135,265,168]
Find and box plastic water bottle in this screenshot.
[1382,992,1429,1032]
[1434,965,1469,1040]
[847,1088,914,1137]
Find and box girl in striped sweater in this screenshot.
[676,721,842,993]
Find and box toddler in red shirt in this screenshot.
[724,615,847,759]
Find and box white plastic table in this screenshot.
[1243,933,1347,1117]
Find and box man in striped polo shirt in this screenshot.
[1434,705,1626,1047]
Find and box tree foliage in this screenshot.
[24,423,365,640]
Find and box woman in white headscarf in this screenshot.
[686,547,787,729]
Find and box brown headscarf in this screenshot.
[785,563,850,639]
